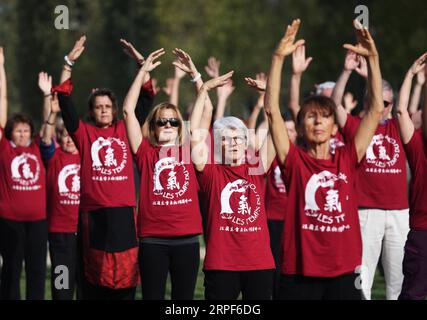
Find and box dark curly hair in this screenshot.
[4,113,35,141]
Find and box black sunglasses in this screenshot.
[155,118,181,127]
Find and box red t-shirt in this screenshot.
[330,131,346,155]
[280,141,362,277]
[134,138,203,237]
[196,163,275,271]
[403,129,427,230]
[71,120,136,211]
[265,158,287,221]
[0,128,46,221]
[341,114,408,209]
[46,149,80,233]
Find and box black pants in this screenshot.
[139,241,200,300]
[204,269,273,300]
[48,232,77,300]
[279,273,362,300]
[267,219,284,300]
[0,217,47,300]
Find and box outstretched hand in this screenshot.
[274,19,305,58]
[205,57,220,78]
[172,48,198,77]
[408,52,427,76]
[343,20,378,57]
[344,50,360,71]
[202,71,234,91]
[120,39,145,65]
[244,72,267,92]
[67,35,86,62]
[38,72,52,95]
[292,45,312,75]
[141,48,165,73]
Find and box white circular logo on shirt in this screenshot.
[11,153,41,186]
[220,179,261,226]
[153,157,190,199]
[90,137,127,175]
[365,134,400,168]
[58,164,81,200]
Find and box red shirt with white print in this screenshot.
[403,129,427,230]
[280,141,362,277]
[265,158,288,221]
[134,138,203,237]
[341,114,408,209]
[0,128,46,221]
[71,120,136,211]
[46,148,80,233]
[196,163,275,271]
[329,131,346,155]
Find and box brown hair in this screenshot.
[5,113,35,141]
[87,88,118,125]
[146,102,185,146]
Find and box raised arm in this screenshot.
[396,53,426,143]
[331,50,361,127]
[343,19,384,162]
[190,71,234,172]
[264,19,305,164]
[245,73,267,130]
[0,47,7,129]
[408,67,425,115]
[38,72,54,143]
[289,45,312,120]
[123,49,165,154]
[215,79,235,120]
[41,93,60,145]
[60,36,86,83]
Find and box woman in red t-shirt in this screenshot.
[395,53,427,300]
[0,47,48,300]
[123,49,204,300]
[189,63,277,298]
[264,19,385,300]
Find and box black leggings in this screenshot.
[267,219,284,300]
[0,217,47,300]
[139,241,200,300]
[48,232,77,300]
[279,273,362,300]
[204,269,274,300]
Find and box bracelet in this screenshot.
[45,120,55,126]
[44,93,52,97]
[190,72,201,83]
[64,55,75,67]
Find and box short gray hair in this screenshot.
[213,116,248,162]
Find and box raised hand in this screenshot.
[343,92,358,112]
[67,35,86,62]
[174,62,187,79]
[408,52,427,76]
[204,57,220,78]
[217,79,235,101]
[344,50,360,71]
[202,71,234,91]
[38,72,52,95]
[172,48,198,77]
[0,47,4,65]
[274,19,305,58]
[120,38,145,65]
[244,72,267,92]
[292,45,312,75]
[50,93,60,114]
[163,78,174,96]
[355,56,368,78]
[343,20,378,57]
[141,48,165,73]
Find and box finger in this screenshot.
[343,44,359,53]
[151,61,162,69]
[294,39,305,48]
[306,57,313,66]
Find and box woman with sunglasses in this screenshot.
[123,49,203,300]
[265,19,384,300]
[53,36,154,300]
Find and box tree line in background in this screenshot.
[0,0,426,127]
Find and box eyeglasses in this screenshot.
[222,136,246,145]
[155,118,181,127]
[384,100,393,108]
